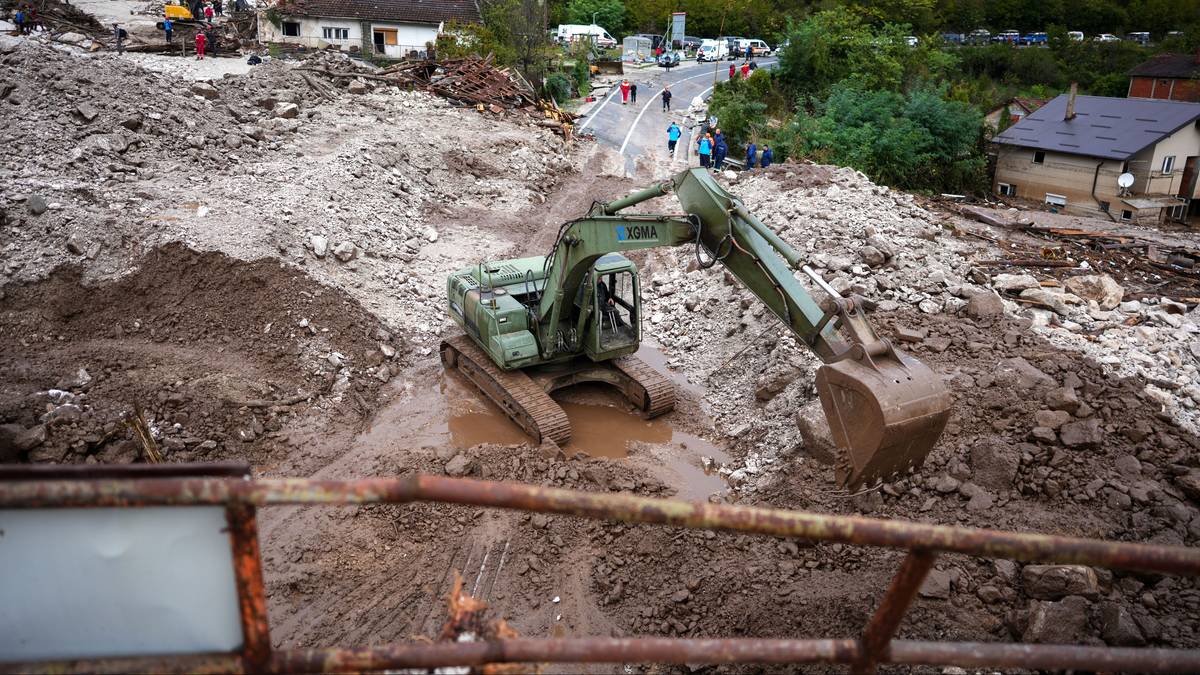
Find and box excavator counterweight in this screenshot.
[442,168,952,488]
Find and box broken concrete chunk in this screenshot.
[755,366,800,402]
[274,102,300,119]
[224,134,242,149]
[995,357,1055,390]
[1064,274,1124,311]
[1024,596,1090,644]
[190,82,220,100]
[1023,565,1100,600]
[793,400,837,465]
[444,453,471,476]
[1175,470,1200,503]
[858,245,886,267]
[74,103,99,122]
[991,273,1039,292]
[918,568,952,599]
[0,424,46,461]
[65,232,87,255]
[969,439,1020,490]
[347,79,368,94]
[895,326,927,343]
[1034,409,1072,430]
[1019,287,1071,315]
[1044,387,1081,414]
[966,291,1004,319]
[332,241,356,262]
[1100,603,1145,646]
[1059,418,1102,449]
[26,194,48,215]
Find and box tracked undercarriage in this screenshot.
[440,335,674,446]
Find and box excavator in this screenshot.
[441,168,951,488]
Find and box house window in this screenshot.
[1099,201,1110,212]
[1169,203,1186,220]
[1162,155,1176,174]
[322,27,348,40]
[997,183,1017,197]
[281,21,300,37]
[1121,209,1133,221]
[1045,193,1067,207]
[1033,151,1046,164]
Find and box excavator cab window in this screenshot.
[595,270,637,351]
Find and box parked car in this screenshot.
[1067,30,1084,41]
[723,36,746,57]
[656,50,681,68]
[1094,33,1120,42]
[1020,32,1048,46]
[941,32,965,45]
[967,28,990,45]
[1167,30,1185,38]
[1127,31,1150,45]
[993,29,1020,44]
[696,39,729,62]
[680,35,702,50]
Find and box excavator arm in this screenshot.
[536,168,951,487]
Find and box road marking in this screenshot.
[617,68,720,156]
[577,85,620,131]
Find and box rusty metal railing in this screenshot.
[2,463,1199,674]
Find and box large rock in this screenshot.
[1065,274,1124,311]
[274,102,300,119]
[0,424,46,462]
[1019,287,1073,315]
[333,241,357,262]
[310,235,329,258]
[1024,596,1090,644]
[26,194,48,215]
[994,357,1055,390]
[190,82,220,100]
[1100,603,1145,646]
[858,245,886,267]
[1060,418,1103,449]
[755,366,800,402]
[794,400,837,465]
[444,454,472,476]
[992,273,1039,292]
[918,568,952,599]
[970,439,1020,490]
[1023,565,1100,599]
[966,291,1005,319]
[1175,469,1200,503]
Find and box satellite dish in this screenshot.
[1118,172,1135,188]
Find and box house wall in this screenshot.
[1143,120,1200,198]
[992,146,1173,224]
[258,14,439,56]
[1128,76,1200,103]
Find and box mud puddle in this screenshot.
[364,367,730,501]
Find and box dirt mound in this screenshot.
[0,243,402,464]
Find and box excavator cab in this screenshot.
[586,256,640,359]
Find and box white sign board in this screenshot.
[0,506,244,661]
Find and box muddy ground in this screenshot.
[1,30,1199,674]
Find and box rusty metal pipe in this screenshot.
[3,475,1200,574]
[854,549,937,673]
[6,639,1200,674]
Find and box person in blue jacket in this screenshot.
[745,141,757,170]
[712,128,728,170]
[666,122,681,153]
[760,145,773,168]
[697,133,713,168]
[163,17,173,43]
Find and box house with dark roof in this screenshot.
[993,90,1200,225]
[1128,51,1200,103]
[984,97,1048,132]
[259,0,481,58]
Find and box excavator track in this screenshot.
[441,335,571,446]
[612,355,676,419]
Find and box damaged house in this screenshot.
[259,0,481,58]
[993,89,1200,225]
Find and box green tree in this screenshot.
[564,0,626,33]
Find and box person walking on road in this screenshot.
[667,122,681,154]
[194,29,207,59]
[662,85,672,111]
[712,128,727,170]
[163,16,173,43]
[630,82,637,103]
[697,133,713,168]
[620,79,630,105]
[740,62,750,79]
[760,145,773,168]
[745,141,758,170]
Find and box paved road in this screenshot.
[578,58,777,175]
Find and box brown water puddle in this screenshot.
[364,358,730,501]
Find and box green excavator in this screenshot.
[441,168,951,487]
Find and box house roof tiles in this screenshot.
[1129,53,1200,79]
[283,0,481,25]
[993,94,1200,160]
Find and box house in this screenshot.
[259,0,481,59]
[1128,51,1200,103]
[993,91,1200,225]
[984,97,1047,132]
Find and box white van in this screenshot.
[555,24,617,48]
[697,39,728,62]
[737,38,771,56]
[1067,31,1084,41]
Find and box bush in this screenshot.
[544,73,572,103]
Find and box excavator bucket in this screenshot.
[815,347,952,489]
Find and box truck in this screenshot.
[555,24,617,48]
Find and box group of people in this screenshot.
[679,126,773,171]
[727,60,758,81]
[618,79,637,105]
[10,5,43,34]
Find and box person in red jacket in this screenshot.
[728,62,735,80]
[740,62,750,79]
[195,30,207,59]
[619,79,630,105]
